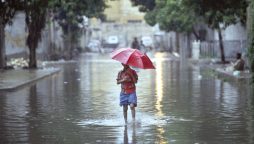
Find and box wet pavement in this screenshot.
[0,52,253,144]
[0,68,60,91]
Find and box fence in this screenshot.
[199,40,247,59]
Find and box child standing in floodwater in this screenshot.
[117,63,138,124]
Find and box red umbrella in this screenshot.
[110,48,155,69]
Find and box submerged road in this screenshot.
[0,53,253,144]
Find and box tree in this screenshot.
[182,0,248,63]
[131,0,248,63]
[0,1,23,69]
[130,0,198,33]
[0,0,47,69]
[131,0,201,54]
[49,0,107,59]
[24,0,48,68]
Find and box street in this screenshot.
[0,52,253,144]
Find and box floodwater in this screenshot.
[0,52,253,144]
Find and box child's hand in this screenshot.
[117,78,123,84]
[116,79,120,84]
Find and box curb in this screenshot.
[206,66,252,82]
[0,68,61,92]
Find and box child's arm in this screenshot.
[117,70,134,84]
[117,76,131,84]
[116,71,122,84]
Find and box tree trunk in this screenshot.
[66,25,73,60]
[63,25,72,60]
[69,25,73,59]
[25,0,47,68]
[0,17,6,69]
[192,27,200,40]
[218,27,226,63]
[29,43,37,68]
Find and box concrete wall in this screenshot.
[214,23,247,41]
[90,22,154,48]
[5,12,27,57]
[175,22,248,59]
[212,23,247,58]
[5,12,50,60]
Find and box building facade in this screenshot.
[89,0,154,50]
[103,0,144,24]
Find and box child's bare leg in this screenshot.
[130,104,135,121]
[123,105,128,123]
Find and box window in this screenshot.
[127,20,142,23]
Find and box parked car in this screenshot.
[87,39,101,52]
[107,35,119,44]
[102,35,119,50]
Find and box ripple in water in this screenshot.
[76,113,192,127]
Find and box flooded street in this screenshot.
[0,53,253,144]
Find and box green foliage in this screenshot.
[25,0,48,49]
[143,0,198,33]
[0,1,23,25]
[144,9,157,26]
[131,0,247,32]
[48,0,107,59]
[159,0,197,32]
[183,0,248,29]
[130,0,155,12]
[131,0,247,63]
[24,0,48,68]
[50,0,107,34]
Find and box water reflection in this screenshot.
[123,124,137,144]
[0,92,8,144]
[155,52,164,117]
[154,53,167,143]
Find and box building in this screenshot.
[89,0,154,50]
[103,0,144,24]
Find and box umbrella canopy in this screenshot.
[110,48,155,69]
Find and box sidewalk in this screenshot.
[214,68,252,81]
[190,58,252,82]
[0,68,60,91]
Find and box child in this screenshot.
[117,63,138,124]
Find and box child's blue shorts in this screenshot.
[120,92,137,107]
